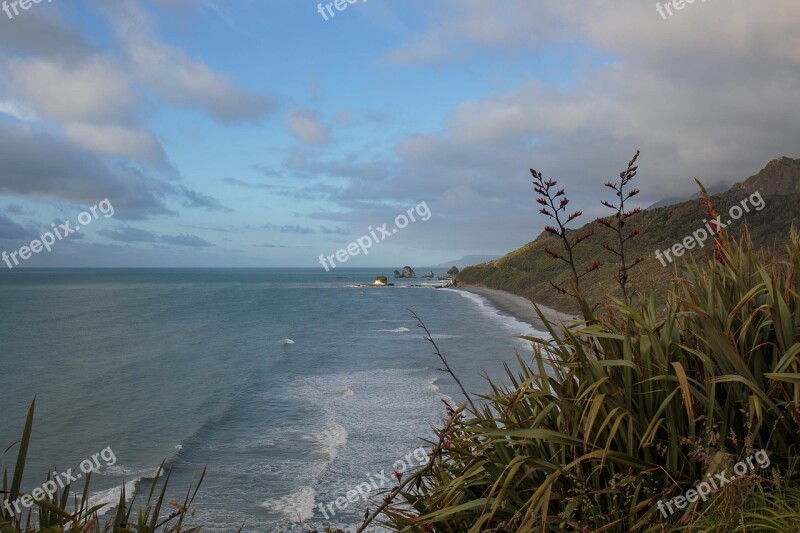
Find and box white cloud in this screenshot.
[106,0,273,123]
[64,123,167,165]
[286,109,330,145]
[3,57,137,123]
[0,99,36,121]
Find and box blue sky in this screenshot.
[1,0,798,268]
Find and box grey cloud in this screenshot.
[319,225,348,235]
[0,122,176,220]
[98,226,158,243]
[261,223,316,235]
[99,226,214,248]
[0,9,96,60]
[159,234,214,247]
[222,178,279,190]
[178,186,232,212]
[4,204,34,215]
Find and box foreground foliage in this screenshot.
[383,232,800,532]
[1,400,205,533]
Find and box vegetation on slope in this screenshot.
[458,157,800,314]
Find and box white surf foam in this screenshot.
[87,478,138,517]
[279,338,295,345]
[308,423,348,461]
[442,288,548,340]
[260,486,316,522]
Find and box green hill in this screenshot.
[457,157,800,313]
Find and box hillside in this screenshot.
[457,157,800,313]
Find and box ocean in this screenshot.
[0,268,541,531]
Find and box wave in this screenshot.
[341,388,354,397]
[279,338,295,345]
[377,327,410,333]
[103,464,136,476]
[307,423,348,461]
[260,486,316,522]
[86,478,139,517]
[441,288,546,339]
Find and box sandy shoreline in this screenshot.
[455,284,578,332]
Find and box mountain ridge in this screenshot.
[457,156,800,313]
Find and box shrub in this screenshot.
[380,231,800,532]
[1,400,205,533]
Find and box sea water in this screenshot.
[0,268,543,531]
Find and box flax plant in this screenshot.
[382,215,800,531]
[1,400,205,533]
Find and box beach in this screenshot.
[456,284,578,332]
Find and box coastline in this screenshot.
[455,284,578,332]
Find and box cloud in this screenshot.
[0,122,176,219]
[261,223,316,234]
[4,204,35,216]
[104,0,274,123]
[0,100,36,121]
[0,121,232,223]
[178,186,232,212]
[159,234,214,247]
[99,225,213,247]
[98,226,158,243]
[0,214,29,240]
[0,13,169,167]
[222,177,278,190]
[63,123,167,165]
[3,57,138,124]
[285,109,330,145]
[261,0,800,259]
[385,0,570,64]
[0,9,96,60]
[319,225,348,235]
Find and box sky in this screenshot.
[0,0,798,268]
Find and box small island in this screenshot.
[394,266,417,278]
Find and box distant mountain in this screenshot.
[436,255,499,269]
[459,157,800,313]
[647,183,729,210]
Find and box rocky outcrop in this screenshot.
[447,266,460,276]
[421,271,434,278]
[393,266,418,278]
[730,156,800,196]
